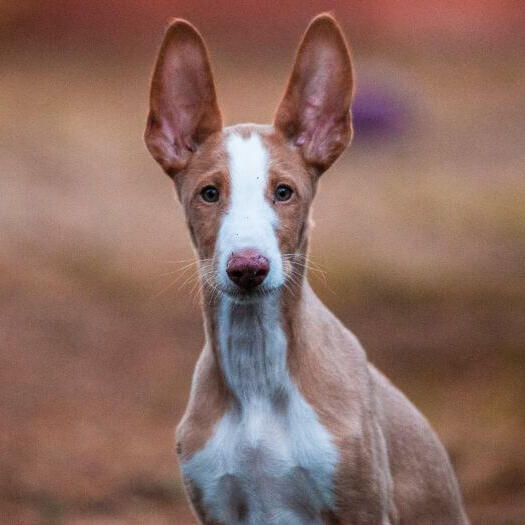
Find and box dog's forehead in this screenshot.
[184,125,268,180]
[183,123,306,192]
[224,123,273,140]
[224,130,270,195]
[223,124,274,179]
[222,124,306,180]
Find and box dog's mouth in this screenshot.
[218,283,282,304]
[200,258,288,303]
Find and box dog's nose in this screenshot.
[226,249,270,289]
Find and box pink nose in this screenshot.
[226,249,270,289]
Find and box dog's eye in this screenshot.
[200,185,219,203]
[275,184,293,202]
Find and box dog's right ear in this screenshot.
[145,19,222,177]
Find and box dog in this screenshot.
[144,13,469,525]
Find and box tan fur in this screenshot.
[145,13,469,525]
[284,285,467,523]
[176,343,229,462]
[177,133,230,260]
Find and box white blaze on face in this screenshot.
[217,131,284,291]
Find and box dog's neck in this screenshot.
[202,269,308,407]
[215,293,288,405]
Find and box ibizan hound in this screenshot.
[144,14,469,525]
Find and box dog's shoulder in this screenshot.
[176,346,229,461]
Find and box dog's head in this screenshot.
[145,14,354,302]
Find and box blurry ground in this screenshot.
[1,3,525,524]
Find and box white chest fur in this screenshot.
[181,295,339,524]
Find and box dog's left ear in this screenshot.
[274,14,354,175]
[145,19,222,177]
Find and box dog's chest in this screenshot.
[181,296,339,524]
[182,393,338,524]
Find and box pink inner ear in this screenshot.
[145,19,222,176]
[295,135,306,146]
[274,14,354,173]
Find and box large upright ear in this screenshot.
[274,14,354,175]
[145,19,222,177]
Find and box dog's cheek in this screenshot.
[190,213,220,260]
[277,205,302,254]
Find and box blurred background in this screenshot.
[1,1,525,524]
